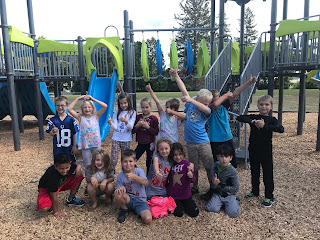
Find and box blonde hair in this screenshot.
[257,95,273,106]
[140,97,152,107]
[88,150,114,176]
[156,137,172,154]
[196,89,213,102]
[80,100,96,116]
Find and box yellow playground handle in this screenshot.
[141,40,149,82]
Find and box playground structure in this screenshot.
[0,0,320,156]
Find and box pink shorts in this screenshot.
[37,174,84,210]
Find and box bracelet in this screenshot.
[224,94,228,98]
[155,171,160,175]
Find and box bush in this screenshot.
[257,77,290,90]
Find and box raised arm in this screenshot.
[169,68,190,97]
[210,91,233,110]
[87,95,108,119]
[67,95,85,122]
[146,83,163,114]
[230,74,257,104]
[166,108,186,121]
[182,95,211,115]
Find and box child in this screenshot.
[237,95,284,207]
[201,74,257,201]
[146,137,172,199]
[107,93,136,168]
[206,145,240,218]
[132,97,159,174]
[46,96,79,162]
[37,153,84,218]
[86,150,115,210]
[114,149,152,224]
[67,95,107,178]
[166,142,199,217]
[169,68,213,195]
[145,83,182,143]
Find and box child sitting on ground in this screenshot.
[206,144,240,218]
[86,150,115,210]
[114,149,152,224]
[37,153,85,218]
[237,95,284,207]
[145,83,182,143]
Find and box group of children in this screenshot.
[37,68,284,223]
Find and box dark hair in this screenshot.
[54,153,71,165]
[55,96,68,105]
[121,149,136,161]
[117,92,134,120]
[216,144,233,157]
[168,142,186,164]
[88,149,114,176]
[166,98,180,111]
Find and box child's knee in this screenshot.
[105,183,115,194]
[206,203,220,213]
[226,207,240,218]
[140,210,152,224]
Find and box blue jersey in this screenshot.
[46,114,79,156]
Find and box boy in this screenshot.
[169,68,213,195]
[201,74,257,201]
[114,149,152,224]
[206,145,240,218]
[37,153,85,217]
[46,96,79,162]
[237,95,284,207]
[145,83,182,143]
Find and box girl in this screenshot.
[146,137,172,199]
[67,95,107,178]
[107,93,136,169]
[86,150,115,209]
[166,142,199,218]
[132,97,159,174]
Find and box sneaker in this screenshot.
[262,198,275,207]
[118,208,129,223]
[200,188,214,201]
[244,192,259,199]
[191,187,199,195]
[66,197,85,207]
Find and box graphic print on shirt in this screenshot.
[187,109,201,122]
[124,180,140,196]
[172,164,184,186]
[151,162,170,188]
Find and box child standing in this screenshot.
[132,97,159,174]
[114,149,152,224]
[169,68,213,195]
[166,142,199,217]
[67,95,107,177]
[206,145,240,218]
[86,150,115,210]
[237,95,284,207]
[46,96,79,162]
[37,153,85,218]
[146,137,172,199]
[145,83,182,143]
[107,93,136,168]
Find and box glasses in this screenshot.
[55,105,66,108]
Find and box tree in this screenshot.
[236,7,258,45]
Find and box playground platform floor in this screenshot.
[0,113,319,239]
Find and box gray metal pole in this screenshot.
[124,10,132,94]
[27,0,45,140]
[129,20,136,111]
[218,0,225,54]
[77,36,86,95]
[239,2,245,74]
[210,0,216,65]
[268,0,277,98]
[15,82,24,133]
[0,0,21,150]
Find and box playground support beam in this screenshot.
[317,90,320,151]
[129,20,136,110]
[210,0,216,65]
[239,2,245,74]
[218,0,225,54]
[77,36,86,95]
[0,0,21,150]
[27,0,44,140]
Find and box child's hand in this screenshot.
[141,120,150,129]
[181,95,191,103]
[136,119,144,128]
[166,108,173,115]
[74,165,82,178]
[90,177,98,189]
[254,119,265,129]
[169,68,178,77]
[51,124,58,135]
[107,115,113,126]
[125,172,136,181]
[71,145,77,155]
[100,180,107,191]
[156,172,162,180]
[115,186,126,195]
[54,211,67,218]
[188,163,194,171]
[212,174,220,185]
[249,74,257,84]
[145,83,152,92]
[226,91,233,98]
[120,116,128,124]
[187,169,193,178]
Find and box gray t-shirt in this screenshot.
[87,169,114,183]
[117,168,147,202]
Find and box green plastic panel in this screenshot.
[197,39,209,77]
[8,26,34,47]
[276,19,320,37]
[37,39,78,54]
[141,40,149,82]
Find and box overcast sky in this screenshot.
[3,0,319,64]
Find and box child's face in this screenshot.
[121,156,136,173]
[119,98,128,111]
[94,154,105,170]
[55,162,71,176]
[217,154,232,168]
[257,100,272,116]
[55,100,67,115]
[158,142,171,159]
[141,101,151,116]
[82,103,93,116]
[197,97,211,107]
[173,149,184,163]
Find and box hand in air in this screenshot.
[181,95,191,103]
[249,74,257,84]
[145,83,152,92]
[225,91,233,98]
[107,115,113,126]
[169,68,178,76]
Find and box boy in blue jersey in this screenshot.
[46,96,79,162]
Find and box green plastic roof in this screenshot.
[37,39,78,54]
[8,26,34,47]
[276,20,320,37]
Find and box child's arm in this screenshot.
[166,108,186,121]
[141,116,159,136]
[153,156,162,180]
[210,91,233,110]
[230,74,256,104]
[169,68,190,97]
[67,95,86,122]
[50,192,66,217]
[122,111,136,130]
[87,95,108,119]
[182,95,211,115]
[256,117,284,133]
[236,114,254,124]
[132,117,143,133]
[73,162,82,178]
[221,173,239,196]
[99,177,114,191]
[125,172,149,186]
[146,83,163,114]
[72,133,77,154]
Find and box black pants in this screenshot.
[249,145,274,199]
[210,139,237,168]
[135,142,154,174]
[173,197,199,218]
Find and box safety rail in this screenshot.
[0,35,4,75]
[204,36,232,91]
[91,47,109,77]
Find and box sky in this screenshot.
[3,0,319,65]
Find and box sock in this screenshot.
[68,194,75,201]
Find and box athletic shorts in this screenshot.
[186,141,214,171]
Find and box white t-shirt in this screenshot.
[157,111,182,143]
[110,110,136,142]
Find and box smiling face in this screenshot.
[81,102,93,116]
[217,154,232,168]
[55,100,67,116]
[55,162,71,176]
[172,149,184,163]
[158,142,171,160]
[141,101,151,116]
[94,153,105,170]
[257,100,272,116]
[119,97,128,111]
[121,156,136,173]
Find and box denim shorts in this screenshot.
[126,196,150,215]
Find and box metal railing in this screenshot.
[91,47,109,77]
[0,36,5,75]
[11,42,34,75]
